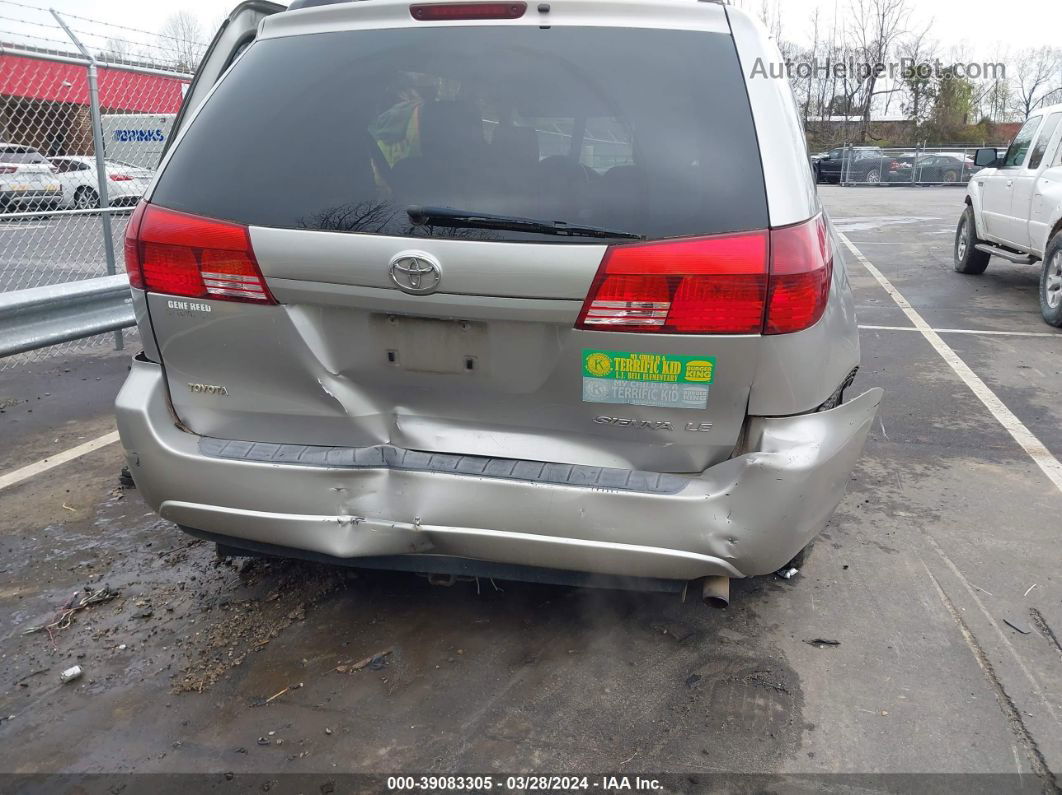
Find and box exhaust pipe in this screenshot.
[426,573,456,587]
[700,576,730,608]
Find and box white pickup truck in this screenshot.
[954,103,1062,326]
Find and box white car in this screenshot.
[956,103,1062,326]
[48,156,155,210]
[0,144,62,213]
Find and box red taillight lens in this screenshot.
[124,201,146,289]
[123,203,275,304]
[110,174,133,182]
[0,166,16,174]
[765,214,832,335]
[576,215,832,336]
[410,2,525,19]
[575,232,769,334]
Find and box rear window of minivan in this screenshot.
[152,26,768,243]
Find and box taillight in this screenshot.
[110,174,133,182]
[410,2,525,19]
[765,214,832,335]
[575,215,831,336]
[123,202,275,304]
[0,166,16,174]
[124,201,146,289]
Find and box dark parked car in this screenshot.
[813,146,883,183]
[839,155,912,183]
[888,154,979,184]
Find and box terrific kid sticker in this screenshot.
[581,350,715,409]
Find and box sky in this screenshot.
[731,0,1060,53]
[3,0,1059,55]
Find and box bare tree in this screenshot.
[98,37,131,64]
[801,7,823,128]
[845,0,909,142]
[897,23,936,128]
[159,11,207,72]
[1011,46,1062,118]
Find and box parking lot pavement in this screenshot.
[0,186,1060,787]
[0,212,130,292]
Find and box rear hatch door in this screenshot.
[142,8,774,473]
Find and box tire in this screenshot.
[863,170,881,183]
[954,205,990,274]
[942,169,959,183]
[1040,233,1062,327]
[74,187,99,210]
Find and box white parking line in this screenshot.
[860,324,1062,338]
[840,233,1062,495]
[0,431,120,493]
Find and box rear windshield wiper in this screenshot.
[406,206,645,241]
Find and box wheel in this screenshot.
[74,187,99,210]
[863,169,881,183]
[1040,234,1062,327]
[954,205,990,274]
[942,169,959,183]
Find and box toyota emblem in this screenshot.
[389,253,442,295]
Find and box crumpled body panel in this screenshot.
[117,358,881,580]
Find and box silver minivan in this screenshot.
[115,0,882,605]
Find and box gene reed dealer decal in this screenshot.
[582,349,715,409]
[166,299,212,317]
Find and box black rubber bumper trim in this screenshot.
[198,437,689,495]
[186,526,685,593]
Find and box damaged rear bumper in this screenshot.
[115,358,882,580]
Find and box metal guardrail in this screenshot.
[0,275,134,358]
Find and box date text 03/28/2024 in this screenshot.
[386,775,664,791]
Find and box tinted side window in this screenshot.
[152,26,768,242]
[1028,113,1062,170]
[1004,117,1042,168]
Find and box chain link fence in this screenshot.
[812,143,1008,187]
[1,1,195,368]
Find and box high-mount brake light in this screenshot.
[410,2,526,20]
[123,202,276,304]
[575,214,832,335]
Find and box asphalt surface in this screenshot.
[0,186,1060,792]
[0,211,132,292]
